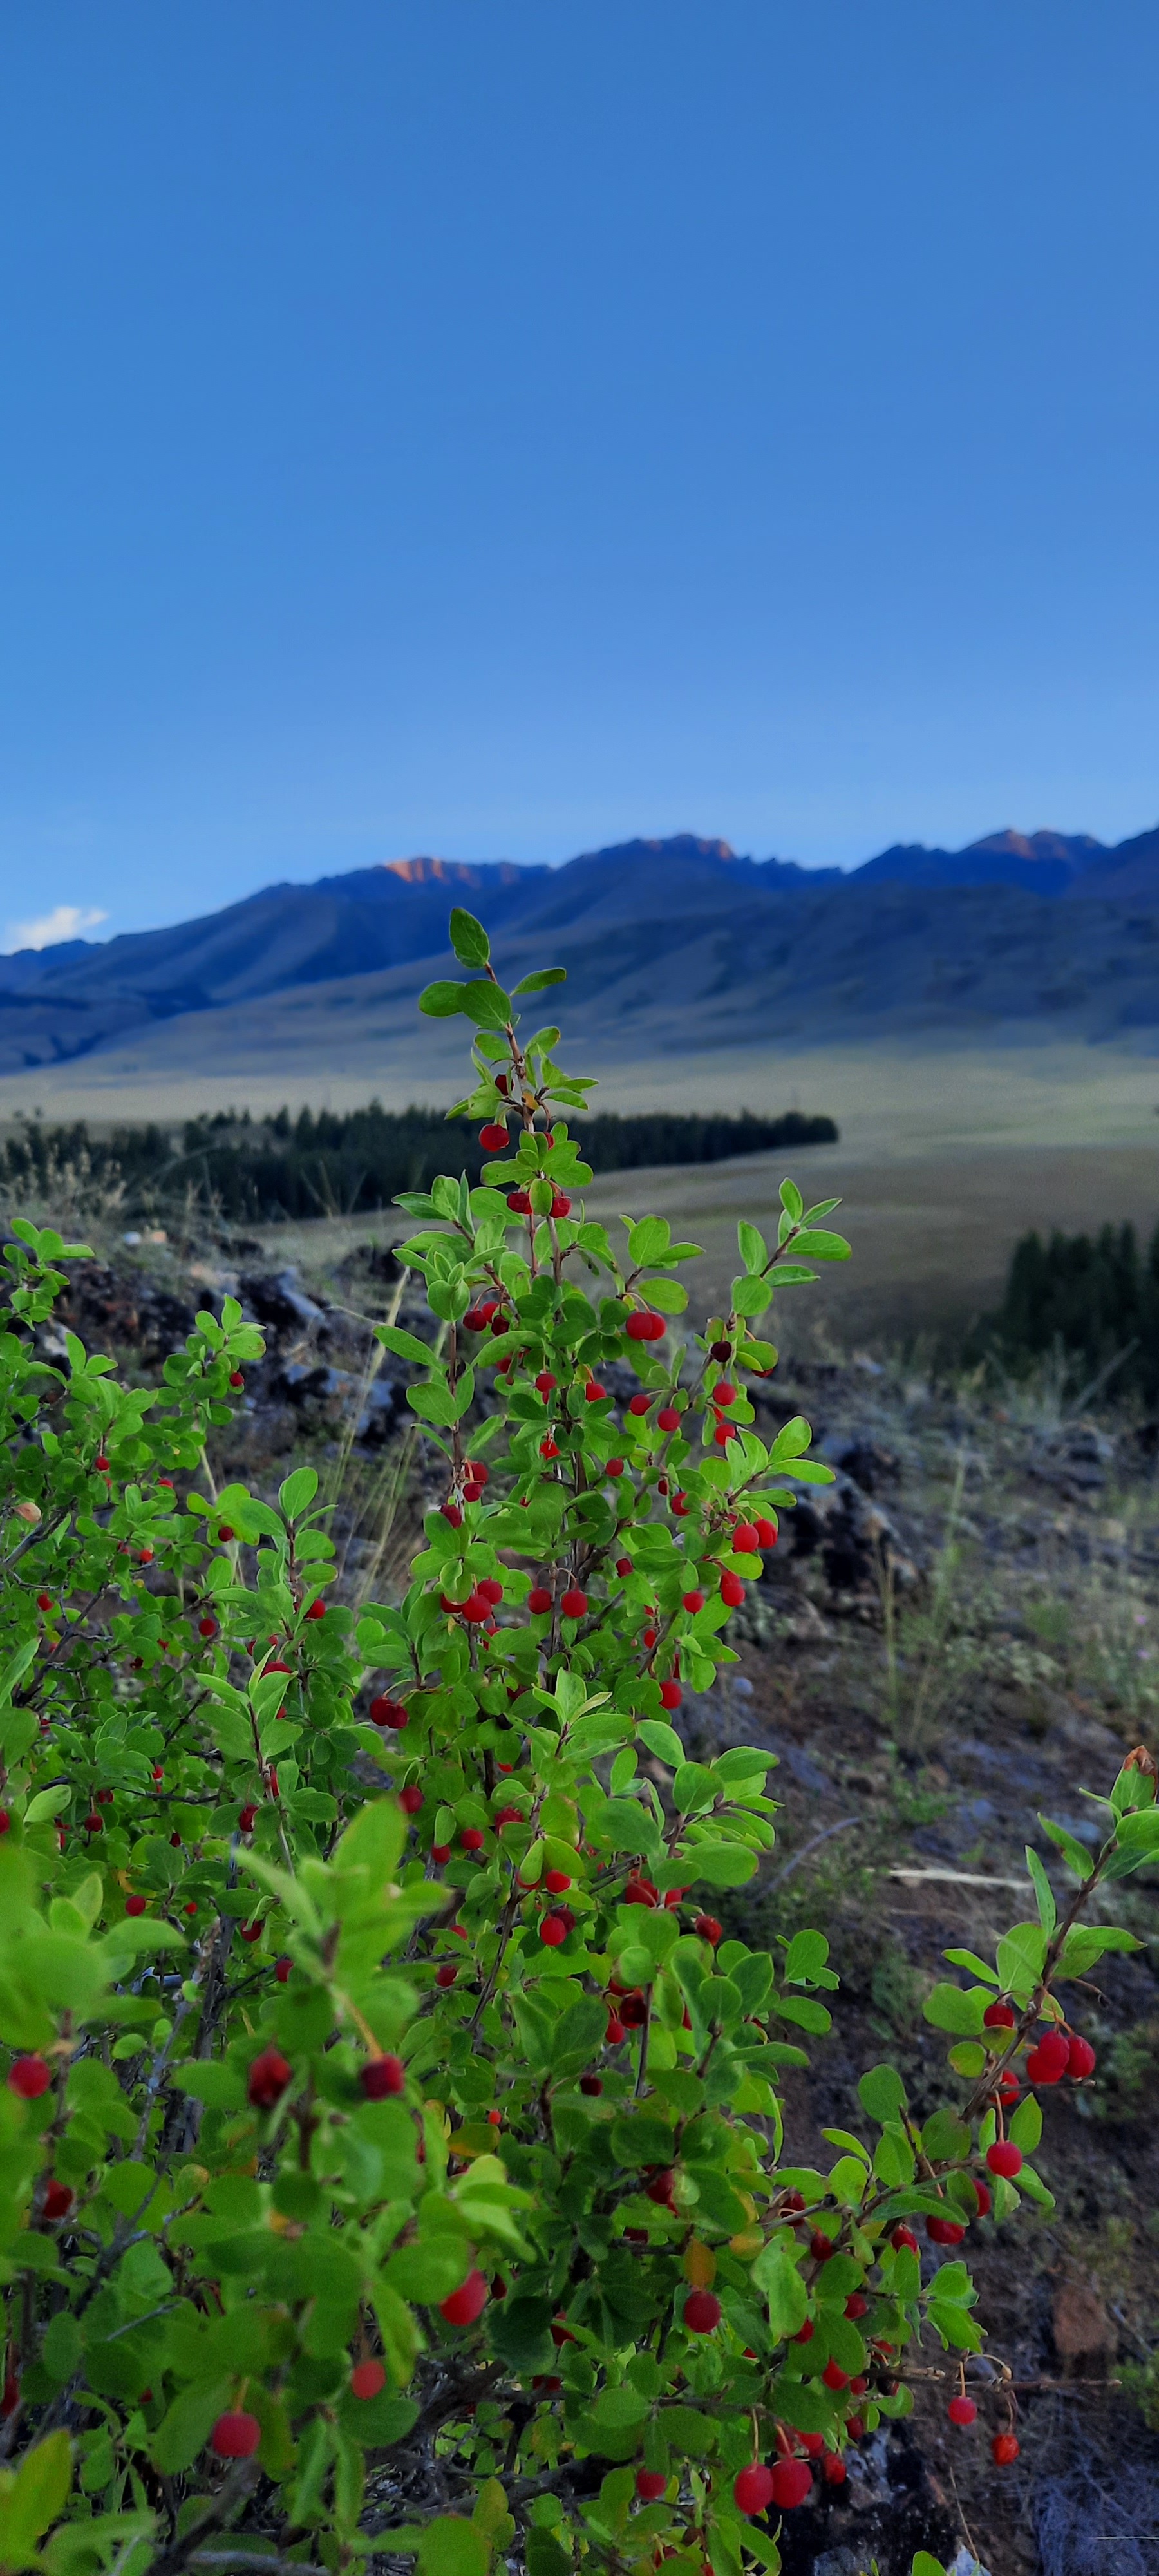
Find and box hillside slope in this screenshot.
[1,825,1158,1077]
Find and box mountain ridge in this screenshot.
[1,820,1158,1076]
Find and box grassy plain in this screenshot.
[4,1034,1158,1340]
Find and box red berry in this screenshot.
[720,1571,745,1609]
[528,1586,552,1615]
[927,2216,965,2246]
[891,2224,918,2254]
[275,1956,292,1982]
[361,2056,405,2099]
[659,1679,681,1709]
[810,2231,836,2260]
[478,1578,504,1606]
[125,1894,147,1917]
[628,1393,651,1417]
[605,2016,626,2045]
[217,1523,236,1542]
[624,1877,658,1906]
[138,1548,155,1565]
[460,1826,485,1852]
[238,1804,259,1831]
[0,1814,10,1835]
[585,1381,607,1402]
[369,1696,408,1730]
[507,1189,532,1215]
[211,2409,260,2458]
[733,2464,775,2515]
[754,1517,777,1546]
[95,1455,110,1472]
[969,2179,992,2218]
[682,1588,706,1613]
[645,2168,675,2204]
[683,2290,721,2333]
[399,1785,424,1814]
[435,1964,458,1988]
[440,2268,489,2325]
[731,1521,759,1551]
[8,2055,52,2100]
[480,1123,509,1151]
[580,2073,603,2096]
[792,2319,814,2344]
[822,2360,849,2391]
[441,1502,463,1528]
[540,1437,559,1460]
[1026,2023,1069,2084]
[821,2452,847,2486]
[36,1592,53,1614]
[247,2048,292,2109]
[948,2395,977,2426]
[540,1913,569,1946]
[228,1371,245,1389]
[240,1922,262,1944]
[544,1869,572,1893]
[627,1311,664,1341]
[992,2431,1020,2465]
[714,1382,737,1406]
[351,2358,387,2398]
[986,2140,1022,2179]
[1068,2033,1097,2079]
[42,2179,73,2220]
[694,1913,722,1944]
[561,1587,587,1618]
[431,1843,451,1864]
[636,2470,667,2501]
[198,1616,218,1640]
[769,2459,812,2510]
[184,1902,198,1915]
[983,1997,1016,2029]
[535,1371,557,1396]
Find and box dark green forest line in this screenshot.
[0,1102,838,1224]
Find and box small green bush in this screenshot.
[0,906,1154,2576]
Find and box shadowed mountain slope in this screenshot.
[1,825,1158,1077]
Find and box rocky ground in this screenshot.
[39,1236,1159,2576]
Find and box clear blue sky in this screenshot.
[1,1,1158,946]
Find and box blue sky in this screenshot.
[1,1,1158,947]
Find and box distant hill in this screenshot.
[1,822,1158,1078]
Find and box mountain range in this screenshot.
[2,822,1159,1079]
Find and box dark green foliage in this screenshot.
[983,1221,1159,1400]
[1,1106,838,1226]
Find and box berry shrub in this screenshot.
[0,904,1154,2576]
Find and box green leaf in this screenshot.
[449,909,490,967]
[628,1217,670,1265]
[1038,1814,1093,1882]
[1056,1924,1142,1975]
[733,1276,773,1316]
[923,1984,989,2036]
[279,1466,319,1520]
[1024,1848,1057,1935]
[377,1326,438,1365]
[417,2519,491,2576]
[912,2555,948,2576]
[683,1842,757,1888]
[783,1930,830,1984]
[636,1720,685,1768]
[151,2379,232,2474]
[420,981,470,1018]
[643,1275,689,1314]
[749,2244,808,2338]
[995,1923,1048,1997]
[1009,2093,1042,2153]
[788,1229,850,1261]
[512,967,566,994]
[460,983,513,1030]
[737,1221,767,1275]
[0,2431,74,2561]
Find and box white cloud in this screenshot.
[2,904,108,954]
